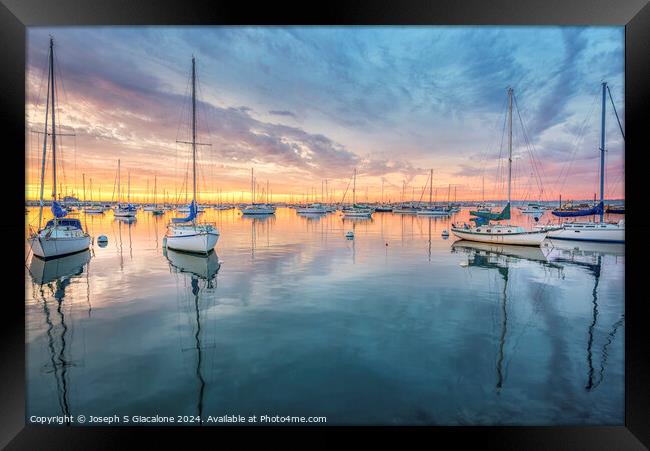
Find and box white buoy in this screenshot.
[345,231,354,239]
[441,229,449,237]
[97,235,108,243]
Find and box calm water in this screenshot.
[25,207,625,425]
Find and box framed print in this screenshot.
[2,0,649,448]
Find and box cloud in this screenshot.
[268,110,297,118]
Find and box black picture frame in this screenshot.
[2,0,648,448]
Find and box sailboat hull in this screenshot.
[545,223,624,243]
[416,209,450,216]
[166,229,219,254]
[29,234,91,259]
[114,209,137,217]
[451,227,547,246]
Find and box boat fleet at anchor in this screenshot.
[27,39,625,265]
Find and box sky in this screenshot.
[25,26,625,203]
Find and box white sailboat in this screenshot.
[451,88,547,246]
[296,203,327,214]
[418,169,451,216]
[541,82,624,243]
[342,168,373,218]
[151,174,164,215]
[239,168,276,215]
[165,56,220,254]
[113,160,137,218]
[28,38,91,259]
[84,177,104,214]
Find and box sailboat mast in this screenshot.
[599,82,606,222]
[507,87,513,206]
[83,173,86,203]
[251,168,254,204]
[117,159,121,205]
[127,171,131,203]
[37,41,52,229]
[50,38,57,203]
[192,56,197,208]
[154,174,157,207]
[429,169,433,206]
[352,168,356,205]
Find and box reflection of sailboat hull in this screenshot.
[29,249,91,285]
[547,239,625,257]
[452,240,548,263]
[165,248,220,280]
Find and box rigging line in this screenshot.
[513,95,545,201]
[555,88,600,198]
[495,102,507,203]
[606,85,625,141]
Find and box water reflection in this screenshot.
[451,242,563,392]
[24,207,624,425]
[28,250,91,425]
[164,248,221,423]
[547,240,625,391]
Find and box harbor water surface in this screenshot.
[25,207,624,425]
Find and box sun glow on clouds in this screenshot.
[25,26,624,203]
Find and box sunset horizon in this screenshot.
[25,26,624,204]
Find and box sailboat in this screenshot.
[113,160,137,218]
[27,38,91,259]
[239,168,276,215]
[151,174,164,215]
[84,177,104,214]
[451,88,547,246]
[342,168,373,218]
[393,181,421,214]
[542,82,624,243]
[418,169,451,216]
[165,56,220,254]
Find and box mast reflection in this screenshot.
[29,250,91,424]
[451,241,561,392]
[548,240,625,391]
[164,248,221,423]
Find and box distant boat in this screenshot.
[451,87,547,246]
[165,56,220,254]
[545,83,624,243]
[605,204,625,215]
[27,38,91,259]
[151,175,164,215]
[113,160,137,218]
[342,168,373,218]
[518,203,547,214]
[418,169,451,216]
[240,168,277,215]
[296,203,327,214]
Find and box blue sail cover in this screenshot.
[552,201,603,217]
[470,202,511,221]
[172,200,197,223]
[51,201,67,218]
